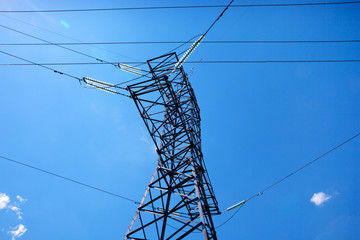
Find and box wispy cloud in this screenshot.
[1,193,26,220]
[9,206,20,211]
[310,192,332,206]
[9,224,27,240]
[0,193,10,210]
[1,193,28,238]
[16,196,26,203]
[9,206,23,220]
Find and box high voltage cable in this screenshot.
[172,0,235,69]
[1,40,360,46]
[0,13,141,62]
[2,59,360,66]
[0,24,118,68]
[0,49,130,97]
[203,0,234,36]
[0,1,359,13]
[0,24,150,78]
[0,49,82,80]
[0,155,140,204]
[167,0,234,70]
[216,205,245,229]
[216,132,360,229]
[245,132,360,202]
[0,24,154,74]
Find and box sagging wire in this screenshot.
[0,155,140,204]
[0,24,119,69]
[0,13,142,62]
[216,132,360,229]
[0,48,131,98]
[0,49,82,81]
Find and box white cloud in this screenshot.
[16,196,26,203]
[9,206,23,220]
[0,193,26,220]
[10,206,20,212]
[310,192,332,206]
[0,193,10,210]
[9,224,27,240]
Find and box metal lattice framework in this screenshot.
[124,53,220,240]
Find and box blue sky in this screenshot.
[0,0,359,239]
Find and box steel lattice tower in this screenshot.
[124,52,220,240]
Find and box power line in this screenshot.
[160,0,233,70]
[0,25,142,93]
[203,0,234,36]
[0,155,140,204]
[246,132,360,202]
[216,205,245,229]
[0,49,82,80]
[216,132,360,228]
[0,24,118,67]
[164,34,202,56]
[0,49,130,97]
[2,59,360,66]
[1,40,360,46]
[0,1,359,13]
[0,13,142,62]
[0,20,150,74]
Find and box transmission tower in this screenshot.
[123,52,220,240]
[81,2,235,238]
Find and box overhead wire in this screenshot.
[3,2,358,85]
[0,1,359,13]
[2,59,360,66]
[0,13,142,62]
[0,22,149,88]
[165,34,202,55]
[1,40,359,45]
[2,0,359,234]
[0,14,152,87]
[203,0,234,36]
[216,205,245,229]
[113,0,232,85]
[0,24,145,87]
[0,24,118,67]
[0,155,140,204]
[113,34,206,86]
[0,23,151,89]
[0,49,81,80]
[112,34,205,87]
[113,38,199,87]
[244,132,360,203]
[216,132,360,229]
[0,49,130,97]
[220,0,258,39]
[170,0,234,70]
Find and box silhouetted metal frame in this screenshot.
[124,53,220,240]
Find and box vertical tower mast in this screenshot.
[125,53,220,239]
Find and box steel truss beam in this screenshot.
[124,53,220,240]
